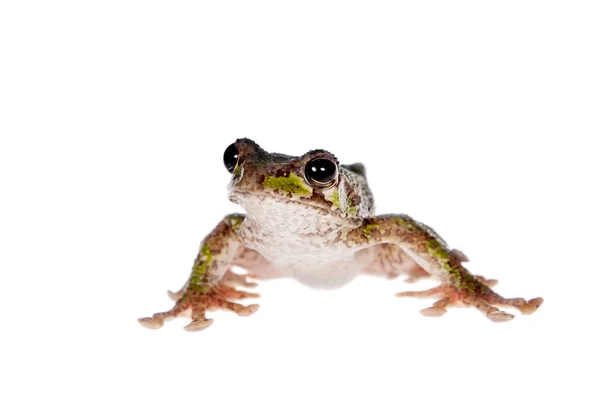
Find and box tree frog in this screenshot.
[139,138,543,331]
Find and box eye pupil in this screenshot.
[223,143,239,173]
[305,158,338,187]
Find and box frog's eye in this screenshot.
[305,158,338,188]
[223,143,239,173]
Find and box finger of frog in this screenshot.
[182,301,213,332]
[491,296,544,315]
[207,297,260,316]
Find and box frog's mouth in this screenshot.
[229,188,343,217]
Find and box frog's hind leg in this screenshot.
[221,269,259,288]
[357,243,430,282]
[233,247,284,281]
[403,265,431,283]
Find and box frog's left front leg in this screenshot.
[350,214,543,322]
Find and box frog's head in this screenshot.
[223,138,373,224]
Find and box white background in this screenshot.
[1,1,599,399]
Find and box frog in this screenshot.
[138,138,543,331]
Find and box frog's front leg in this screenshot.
[138,214,264,332]
[358,245,499,286]
[350,214,543,322]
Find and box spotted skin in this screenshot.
[139,139,542,330]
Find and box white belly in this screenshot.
[240,232,364,289]
[234,192,363,288]
[274,257,364,289]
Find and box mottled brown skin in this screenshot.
[350,215,542,319]
[139,139,543,331]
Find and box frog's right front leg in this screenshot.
[138,214,262,332]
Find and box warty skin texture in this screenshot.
[139,138,543,331]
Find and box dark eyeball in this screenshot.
[305,158,338,187]
[223,143,239,173]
